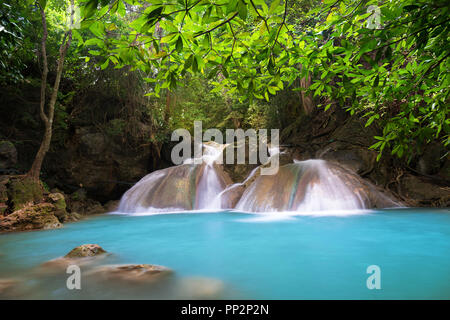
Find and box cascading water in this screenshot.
[118,142,399,214]
[234,159,396,213]
[118,143,229,213]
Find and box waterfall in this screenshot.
[235,160,371,213]
[117,144,399,214]
[118,143,229,213]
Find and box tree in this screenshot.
[79,0,449,161]
[27,0,75,180]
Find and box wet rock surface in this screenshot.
[0,202,62,232]
[65,244,107,258]
[86,264,173,283]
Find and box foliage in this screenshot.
[77,0,449,161]
[0,1,32,83]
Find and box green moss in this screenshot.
[7,177,43,211]
[0,140,14,148]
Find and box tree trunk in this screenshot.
[27,1,73,181]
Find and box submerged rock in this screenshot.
[86,264,173,283]
[177,277,224,299]
[39,244,108,272]
[0,202,62,232]
[0,278,20,298]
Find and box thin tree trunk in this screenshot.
[28,1,73,181]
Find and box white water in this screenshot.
[235,159,368,213]
[118,143,397,215]
[118,143,227,213]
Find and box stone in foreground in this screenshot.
[0,203,62,232]
[87,264,173,283]
[65,244,107,258]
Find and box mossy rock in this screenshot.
[64,244,107,258]
[0,202,62,232]
[7,177,43,211]
[48,193,66,210]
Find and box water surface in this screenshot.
[0,209,449,299]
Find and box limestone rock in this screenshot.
[38,244,108,272]
[87,264,173,283]
[400,174,450,206]
[7,177,43,212]
[0,202,62,232]
[0,278,20,298]
[65,244,107,258]
[178,277,224,299]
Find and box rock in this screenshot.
[48,192,66,209]
[400,174,450,206]
[104,200,119,212]
[316,142,376,175]
[46,126,152,202]
[67,190,105,216]
[0,176,9,215]
[0,141,17,169]
[38,244,108,272]
[86,264,173,283]
[0,278,20,298]
[7,177,43,212]
[80,133,107,156]
[416,142,445,175]
[178,277,224,299]
[65,244,107,258]
[46,192,73,223]
[0,202,62,232]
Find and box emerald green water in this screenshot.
[0,209,449,299]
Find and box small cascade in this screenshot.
[235,160,371,213]
[118,143,400,214]
[118,143,229,213]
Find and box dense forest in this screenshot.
[0,0,449,229]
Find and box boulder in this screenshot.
[38,244,108,272]
[65,244,107,258]
[67,189,105,215]
[177,277,224,299]
[316,143,376,175]
[47,126,152,202]
[0,141,17,169]
[0,202,62,232]
[416,142,446,175]
[86,264,173,283]
[46,192,80,222]
[0,278,20,298]
[104,200,119,212]
[400,174,450,206]
[80,133,107,156]
[6,177,43,212]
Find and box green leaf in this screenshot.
[84,0,99,19]
[373,74,379,87]
[268,0,280,15]
[175,35,183,52]
[237,0,248,20]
